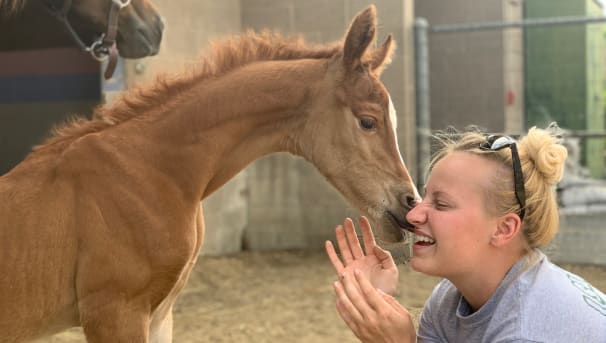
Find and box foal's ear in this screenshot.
[370,34,395,76]
[343,5,377,70]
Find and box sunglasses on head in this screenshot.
[479,135,526,220]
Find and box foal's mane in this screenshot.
[33,31,342,154]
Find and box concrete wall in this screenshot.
[503,0,525,134]
[415,0,524,134]
[548,213,606,265]
[115,1,416,254]
[123,1,243,83]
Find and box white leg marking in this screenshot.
[150,309,173,343]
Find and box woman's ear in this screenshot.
[490,213,522,247]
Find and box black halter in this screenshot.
[42,0,131,79]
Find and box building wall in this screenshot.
[117,1,416,254]
[503,0,525,134]
[585,0,606,177]
[415,0,524,135]
[123,0,243,84]
[548,213,606,265]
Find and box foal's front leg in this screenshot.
[79,293,151,343]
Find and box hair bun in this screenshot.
[520,123,568,185]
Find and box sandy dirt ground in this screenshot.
[41,250,606,343]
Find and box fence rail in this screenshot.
[430,15,606,33]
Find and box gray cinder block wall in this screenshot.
[547,213,606,265]
[414,0,525,134]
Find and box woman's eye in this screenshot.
[434,201,449,210]
[359,116,377,130]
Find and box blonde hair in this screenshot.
[429,123,568,251]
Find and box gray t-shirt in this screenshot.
[417,251,606,343]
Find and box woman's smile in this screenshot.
[413,232,436,252]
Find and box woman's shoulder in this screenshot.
[484,254,606,342]
[523,254,605,308]
[514,254,606,340]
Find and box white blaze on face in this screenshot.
[387,94,403,165]
[387,94,421,199]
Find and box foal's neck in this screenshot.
[148,59,327,200]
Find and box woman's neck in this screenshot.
[450,251,525,312]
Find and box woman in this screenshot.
[326,124,606,342]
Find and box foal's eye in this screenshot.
[359,116,377,131]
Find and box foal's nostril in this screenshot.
[406,195,417,208]
[401,195,417,210]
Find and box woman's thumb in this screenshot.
[374,245,396,268]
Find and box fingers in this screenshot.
[325,240,344,275]
[333,280,364,326]
[359,216,377,255]
[353,269,388,312]
[381,291,410,317]
[341,271,375,316]
[335,298,359,333]
[335,269,414,342]
[335,224,354,265]
[344,218,364,259]
[373,245,397,271]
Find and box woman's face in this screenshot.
[406,151,501,279]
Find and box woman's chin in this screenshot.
[410,257,437,276]
[410,257,423,272]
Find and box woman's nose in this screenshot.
[405,201,425,226]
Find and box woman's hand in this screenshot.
[325,217,399,295]
[334,269,416,343]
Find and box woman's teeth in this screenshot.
[415,235,436,244]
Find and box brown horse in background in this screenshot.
[0,5,418,342]
[0,0,163,59]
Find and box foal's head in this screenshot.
[300,6,419,244]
